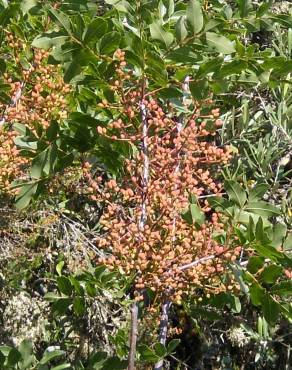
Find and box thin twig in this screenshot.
[154,301,171,370]
[128,303,139,370]
[154,77,189,370]
[128,80,149,370]
[178,255,216,271]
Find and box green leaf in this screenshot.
[57,276,73,296]
[149,21,174,47]
[255,217,271,244]
[0,4,20,27]
[237,0,253,18]
[52,298,72,315]
[261,294,280,325]
[0,346,12,357]
[245,201,280,217]
[207,196,233,211]
[167,339,180,354]
[84,18,108,43]
[101,357,127,370]
[99,31,121,54]
[253,243,283,262]
[31,148,51,179]
[189,79,209,100]
[246,215,255,242]
[56,261,65,277]
[18,340,34,369]
[158,87,183,99]
[39,349,66,365]
[256,1,271,16]
[186,0,204,34]
[191,307,221,321]
[73,297,86,315]
[224,180,247,208]
[0,351,4,367]
[7,348,21,366]
[206,32,236,54]
[15,182,38,210]
[51,364,71,370]
[190,204,205,225]
[46,121,59,142]
[167,47,198,64]
[32,33,68,50]
[271,223,287,249]
[218,59,248,78]
[88,351,107,366]
[260,265,282,284]
[175,16,188,41]
[283,233,292,252]
[94,265,107,280]
[249,283,265,306]
[247,256,265,274]
[236,211,270,227]
[21,0,37,14]
[154,343,167,358]
[249,182,269,202]
[49,7,72,35]
[69,276,84,295]
[271,281,292,297]
[86,282,97,297]
[227,295,241,313]
[197,57,223,78]
[44,292,62,302]
[139,345,159,362]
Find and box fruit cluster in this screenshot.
[84,49,238,303]
[0,33,70,195]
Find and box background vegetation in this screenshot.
[0,0,291,369]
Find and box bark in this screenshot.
[128,303,139,370]
[128,97,149,370]
[154,301,171,370]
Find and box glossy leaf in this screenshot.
[175,16,188,41]
[186,0,204,34]
[39,349,66,365]
[260,265,282,284]
[247,256,264,274]
[154,343,167,358]
[83,18,108,43]
[224,180,247,208]
[149,21,174,47]
[249,283,265,306]
[15,182,38,210]
[139,345,159,362]
[271,281,292,297]
[189,79,209,100]
[99,31,121,54]
[57,276,73,296]
[206,32,236,54]
[7,348,21,366]
[73,296,86,315]
[167,339,180,354]
[261,294,280,325]
[245,201,281,217]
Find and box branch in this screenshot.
[178,255,216,271]
[128,303,139,370]
[139,100,149,229]
[128,84,149,370]
[154,77,188,370]
[154,301,171,370]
